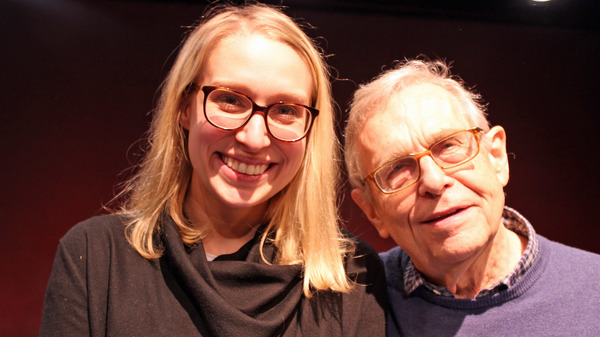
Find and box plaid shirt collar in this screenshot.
[403,206,539,298]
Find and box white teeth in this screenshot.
[221,154,268,175]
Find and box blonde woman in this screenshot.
[40,4,386,336]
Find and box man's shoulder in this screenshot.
[532,234,600,296]
[378,246,409,287]
[539,235,600,259]
[379,246,408,268]
[379,246,404,264]
[538,235,600,272]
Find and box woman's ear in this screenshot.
[486,125,510,186]
[180,105,191,130]
[180,83,200,130]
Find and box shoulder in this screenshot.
[341,231,388,319]
[538,235,600,272]
[379,246,404,264]
[59,214,130,254]
[379,246,406,274]
[341,230,385,279]
[53,214,148,282]
[343,230,379,258]
[62,214,127,240]
[378,246,407,288]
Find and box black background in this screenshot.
[1,0,598,334]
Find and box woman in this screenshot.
[40,4,386,336]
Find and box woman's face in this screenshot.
[180,33,314,217]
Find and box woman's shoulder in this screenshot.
[53,214,151,276]
[341,230,384,276]
[340,230,388,314]
[59,214,130,251]
[64,213,126,236]
[342,229,379,258]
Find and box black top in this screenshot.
[40,214,387,336]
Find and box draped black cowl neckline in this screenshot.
[161,213,305,336]
[41,213,387,336]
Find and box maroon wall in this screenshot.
[1,1,598,335]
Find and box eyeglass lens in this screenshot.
[204,88,312,141]
[374,130,478,192]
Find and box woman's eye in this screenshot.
[212,92,249,112]
[217,94,242,106]
[270,104,306,125]
[274,105,299,116]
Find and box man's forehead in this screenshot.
[357,113,414,175]
[357,83,471,168]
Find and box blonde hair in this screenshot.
[344,58,491,190]
[117,4,353,296]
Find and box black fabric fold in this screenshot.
[161,214,304,336]
[41,214,387,336]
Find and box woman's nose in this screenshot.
[235,113,271,152]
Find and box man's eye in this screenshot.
[382,158,414,185]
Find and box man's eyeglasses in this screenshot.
[186,84,319,142]
[363,127,484,194]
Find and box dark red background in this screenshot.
[1,1,598,335]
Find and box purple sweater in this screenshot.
[381,235,600,336]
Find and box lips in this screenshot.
[220,153,269,176]
[422,207,464,224]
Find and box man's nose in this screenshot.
[417,155,450,197]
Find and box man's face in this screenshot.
[351,83,509,274]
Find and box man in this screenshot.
[344,59,599,336]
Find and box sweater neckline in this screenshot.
[413,236,549,310]
[160,213,304,336]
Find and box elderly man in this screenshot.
[344,59,599,336]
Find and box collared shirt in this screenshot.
[403,206,540,298]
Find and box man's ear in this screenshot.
[486,125,509,186]
[351,188,390,239]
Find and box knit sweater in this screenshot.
[40,214,387,336]
[381,235,600,336]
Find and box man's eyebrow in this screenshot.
[375,128,461,167]
[376,151,410,170]
[427,129,457,144]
